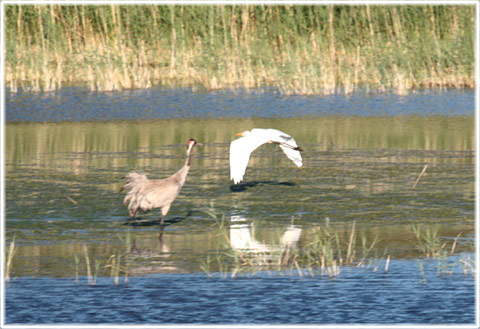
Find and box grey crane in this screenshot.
[122,139,200,231]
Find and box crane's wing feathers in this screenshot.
[122,172,181,217]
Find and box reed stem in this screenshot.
[5,239,16,282]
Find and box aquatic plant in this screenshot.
[5,5,474,95]
[73,254,79,283]
[5,238,16,282]
[83,244,94,284]
[410,224,450,258]
[410,225,473,276]
[76,232,133,285]
[103,231,133,284]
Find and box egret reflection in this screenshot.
[229,215,302,253]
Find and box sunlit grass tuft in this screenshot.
[5,238,16,282]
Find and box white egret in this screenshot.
[229,128,303,184]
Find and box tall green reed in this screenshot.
[5,5,474,95]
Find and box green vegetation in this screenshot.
[75,233,131,285]
[5,5,474,94]
[5,238,16,282]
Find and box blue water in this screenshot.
[6,87,474,122]
[5,257,475,324]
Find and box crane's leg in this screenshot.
[158,205,171,240]
[159,215,165,229]
[158,215,165,240]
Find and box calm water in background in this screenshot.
[4,87,476,324]
[6,87,473,122]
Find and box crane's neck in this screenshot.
[174,146,194,187]
[185,144,194,167]
[175,163,190,187]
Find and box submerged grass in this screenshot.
[5,5,474,95]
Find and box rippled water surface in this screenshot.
[4,88,475,325]
[6,258,475,324]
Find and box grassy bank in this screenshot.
[5,5,475,95]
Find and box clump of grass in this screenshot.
[410,224,455,258]
[411,224,470,276]
[202,200,227,229]
[5,238,16,282]
[77,231,133,285]
[5,5,474,95]
[83,244,94,284]
[104,230,132,284]
[295,220,381,277]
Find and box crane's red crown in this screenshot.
[187,139,197,148]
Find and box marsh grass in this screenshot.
[77,231,132,285]
[411,224,453,258]
[83,244,94,284]
[5,5,474,95]
[107,230,132,284]
[410,224,474,276]
[73,254,79,283]
[5,238,16,282]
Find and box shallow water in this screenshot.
[4,88,475,324]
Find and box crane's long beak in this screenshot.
[235,132,245,136]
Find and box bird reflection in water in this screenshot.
[229,215,302,253]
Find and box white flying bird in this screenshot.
[229,128,303,184]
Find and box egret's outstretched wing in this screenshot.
[267,129,303,168]
[230,128,303,184]
[229,132,271,184]
[278,144,303,167]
